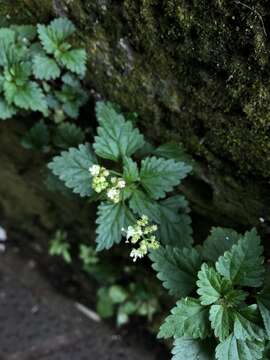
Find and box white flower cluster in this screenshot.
[122,215,159,262]
[89,165,126,203]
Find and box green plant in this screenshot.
[49,101,192,258]
[97,283,160,327]
[0,18,87,121]
[150,227,270,359]
[49,230,71,263]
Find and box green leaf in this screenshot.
[216,334,264,360]
[158,298,211,339]
[209,305,232,341]
[233,307,265,341]
[159,195,193,248]
[21,120,49,151]
[94,101,145,161]
[48,143,96,197]
[129,189,160,223]
[33,54,60,80]
[257,290,270,338]
[172,337,214,360]
[38,18,75,54]
[215,229,265,287]
[97,287,114,318]
[0,98,16,120]
[52,123,85,149]
[11,25,37,42]
[123,157,139,182]
[4,81,47,113]
[149,245,201,297]
[96,202,135,251]
[202,227,241,262]
[108,285,128,304]
[140,156,192,199]
[60,49,87,76]
[197,263,232,306]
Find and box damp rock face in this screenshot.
[1,0,270,228]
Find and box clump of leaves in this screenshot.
[49,230,71,263]
[97,283,160,327]
[48,101,193,254]
[150,227,270,359]
[0,18,87,121]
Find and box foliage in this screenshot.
[49,230,71,263]
[49,101,192,255]
[0,18,87,121]
[152,228,270,359]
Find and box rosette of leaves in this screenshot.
[0,18,87,120]
[150,227,270,360]
[48,101,193,251]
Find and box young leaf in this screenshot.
[215,229,265,287]
[0,98,16,120]
[11,25,37,42]
[60,48,87,76]
[158,298,211,339]
[216,334,264,360]
[159,195,193,248]
[129,189,161,223]
[233,308,265,341]
[123,157,140,182]
[209,305,232,341]
[96,202,135,251]
[172,337,214,360]
[52,123,85,149]
[140,156,192,200]
[149,245,202,298]
[197,263,232,306]
[33,54,60,80]
[21,120,49,151]
[94,101,145,161]
[48,143,96,197]
[202,227,241,262]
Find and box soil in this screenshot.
[0,246,167,360]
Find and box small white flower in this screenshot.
[107,188,120,203]
[126,226,135,239]
[89,164,100,176]
[117,179,126,189]
[130,249,144,262]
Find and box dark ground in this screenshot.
[0,247,162,360]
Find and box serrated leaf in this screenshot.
[257,290,270,338]
[60,49,87,76]
[48,143,96,197]
[4,81,47,113]
[96,202,135,251]
[233,308,265,341]
[38,18,75,54]
[215,229,265,287]
[197,263,232,306]
[172,337,214,360]
[140,156,192,199]
[0,98,16,120]
[93,101,145,161]
[53,123,85,149]
[33,55,60,80]
[129,189,160,223]
[216,334,264,360]
[202,227,241,262]
[209,305,232,341]
[158,298,211,339]
[123,157,139,182]
[21,120,49,151]
[159,195,193,248]
[149,245,201,297]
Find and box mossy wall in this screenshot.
[1,0,270,229]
